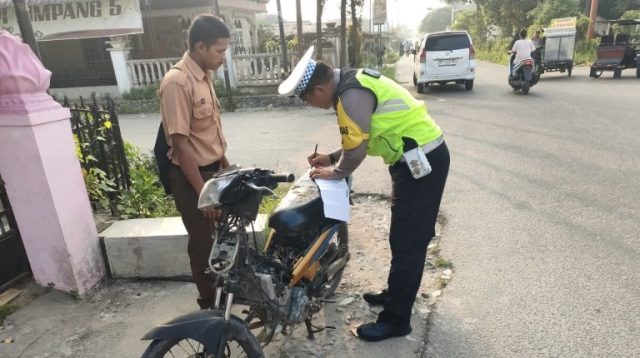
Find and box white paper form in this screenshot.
[314,178,350,222]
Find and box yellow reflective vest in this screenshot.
[333,68,442,165]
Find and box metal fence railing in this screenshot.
[62,95,130,214]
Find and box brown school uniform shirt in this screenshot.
[159,52,226,167]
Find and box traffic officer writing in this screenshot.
[278,46,450,342]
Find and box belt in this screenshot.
[171,161,221,172]
[199,161,221,172]
[397,135,444,163]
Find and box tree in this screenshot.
[452,9,487,42]
[296,0,303,58]
[598,0,640,20]
[316,0,325,60]
[530,0,581,27]
[419,7,452,33]
[340,0,347,67]
[276,0,289,72]
[349,0,364,66]
[479,0,540,34]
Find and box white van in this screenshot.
[413,31,476,93]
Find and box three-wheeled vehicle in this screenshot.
[589,19,640,79]
[539,26,576,76]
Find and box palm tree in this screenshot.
[296,0,303,58]
[340,0,347,67]
[316,0,325,60]
[349,0,363,66]
[276,0,289,72]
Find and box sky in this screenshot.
[265,0,445,33]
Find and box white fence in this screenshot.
[126,57,180,87]
[125,48,337,88]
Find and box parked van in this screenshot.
[413,31,476,93]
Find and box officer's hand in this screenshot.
[308,153,330,167]
[310,167,334,179]
[201,207,221,220]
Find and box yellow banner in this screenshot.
[550,17,577,29]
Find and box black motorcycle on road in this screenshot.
[508,51,541,95]
[140,166,351,357]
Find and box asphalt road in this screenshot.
[400,59,639,357]
[119,57,639,356]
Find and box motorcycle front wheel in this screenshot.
[142,335,262,358]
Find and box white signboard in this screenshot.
[373,0,387,25]
[0,0,143,41]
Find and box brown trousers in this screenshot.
[169,165,218,309]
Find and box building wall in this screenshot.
[40,38,116,89]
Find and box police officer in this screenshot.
[278,47,450,342]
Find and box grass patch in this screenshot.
[259,183,290,215]
[434,257,453,268]
[0,303,18,324]
[437,277,449,289]
[429,244,441,256]
[381,65,397,81]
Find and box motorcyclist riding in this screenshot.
[509,29,536,77]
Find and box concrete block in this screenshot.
[99,215,268,279]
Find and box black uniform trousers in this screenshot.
[169,163,219,309]
[378,141,450,327]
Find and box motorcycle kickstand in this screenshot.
[304,318,336,339]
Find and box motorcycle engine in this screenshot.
[255,273,309,324]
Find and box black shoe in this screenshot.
[356,321,412,342]
[363,289,388,306]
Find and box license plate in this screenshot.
[438,59,456,66]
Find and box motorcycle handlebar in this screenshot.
[269,173,295,183]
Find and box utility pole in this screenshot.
[587,0,599,39]
[212,0,234,111]
[12,0,41,59]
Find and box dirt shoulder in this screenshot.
[263,194,451,357]
[0,195,451,357]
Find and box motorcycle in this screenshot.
[508,52,540,95]
[140,166,351,357]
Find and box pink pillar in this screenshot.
[0,31,105,296]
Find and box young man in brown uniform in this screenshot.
[159,15,230,309]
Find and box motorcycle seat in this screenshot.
[268,178,325,236]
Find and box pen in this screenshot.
[311,144,318,168]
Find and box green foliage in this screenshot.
[420,6,452,33]
[381,65,397,81]
[598,0,640,20]
[0,303,17,323]
[434,257,453,268]
[115,144,178,219]
[574,38,599,65]
[576,14,591,40]
[529,0,580,28]
[74,134,177,219]
[621,9,640,20]
[475,38,511,64]
[384,51,400,65]
[259,184,290,215]
[452,9,487,42]
[122,84,159,100]
[480,0,539,34]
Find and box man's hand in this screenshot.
[308,153,330,168]
[201,207,222,220]
[310,166,334,179]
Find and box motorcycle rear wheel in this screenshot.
[319,222,349,299]
[142,337,261,358]
[522,80,530,95]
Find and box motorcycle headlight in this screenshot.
[197,175,236,209]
